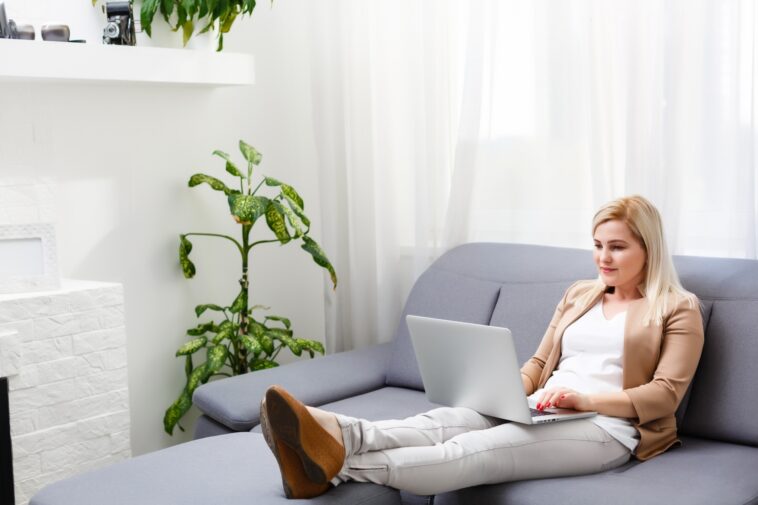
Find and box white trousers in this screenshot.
[333,407,630,496]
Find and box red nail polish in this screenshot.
[537,403,542,410]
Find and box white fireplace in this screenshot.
[0,280,130,504]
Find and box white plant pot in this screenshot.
[132,1,218,51]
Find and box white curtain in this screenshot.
[308,0,758,352]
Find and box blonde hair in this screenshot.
[578,195,695,325]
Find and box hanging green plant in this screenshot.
[164,140,337,435]
[92,0,259,51]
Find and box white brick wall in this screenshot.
[0,280,130,505]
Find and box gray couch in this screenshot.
[31,243,758,505]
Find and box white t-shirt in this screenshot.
[528,300,640,452]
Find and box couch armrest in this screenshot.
[193,343,392,432]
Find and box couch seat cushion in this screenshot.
[434,437,758,505]
[31,433,400,505]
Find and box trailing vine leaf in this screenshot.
[251,359,279,371]
[195,303,225,317]
[179,235,197,278]
[140,0,160,36]
[301,236,338,289]
[228,194,269,224]
[248,304,271,314]
[188,173,232,195]
[176,336,208,356]
[239,140,262,165]
[265,201,290,243]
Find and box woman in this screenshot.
[259,195,704,499]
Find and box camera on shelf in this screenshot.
[103,1,135,45]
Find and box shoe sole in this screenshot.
[265,387,344,484]
[260,399,329,499]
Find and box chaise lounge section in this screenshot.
[31,243,758,505]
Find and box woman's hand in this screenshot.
[536,388,594,412]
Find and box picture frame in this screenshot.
[0,223,60,294]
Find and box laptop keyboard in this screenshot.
[530,408,554,417]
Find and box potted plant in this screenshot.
[92,0,257,51]
[164,139,337,434]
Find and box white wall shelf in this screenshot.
[0,39,254,86]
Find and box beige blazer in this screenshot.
[520,280,704,460]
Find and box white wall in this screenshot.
[0,0,325,455]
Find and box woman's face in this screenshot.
[593,219,647,293]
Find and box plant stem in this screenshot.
[249,238,282,249]
[251,178,266,196]
[236,223,253,374]
[184,232,244,255]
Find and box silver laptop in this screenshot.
[406,315,596,424]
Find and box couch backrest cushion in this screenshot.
[488,281,575,363]
[384,268,502,390]
[673,254,758,445]
[385,243,596,390]
[679,300,758,445]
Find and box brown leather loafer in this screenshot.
[260,398,330,499]
[264,385,346,484]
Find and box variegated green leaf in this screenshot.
[258,333,275,355]
[281,184,304,210]
[301,236,338,289]
[227,194,269,224]
[163,390,191,435]
[195,303,224,317]
[212,150,243,178]
[267,327,294,339]
[249,320,267,338]
[176,336,207,356]
[229,289,247,314]
[279,203,306,238]
[239,140,262,165]
[206,344,228,373]
[265,315,291,329]
[211,326,234,344]
[186,321,215,336]
[188,173,231,195]
[282,195,311,228]
[251,359,279,371]
[248,304,271,314]
[179,235,196,278]
[264,177,283,187]
[265,201,290,243]
[240,334,263,356]
[186,363,208,393]
[277,334,302,356]
[184,355,193,377]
